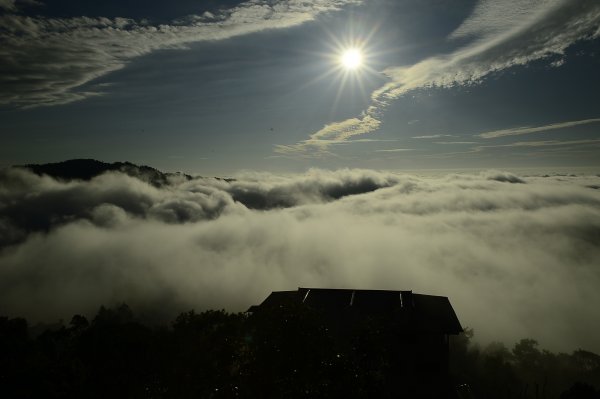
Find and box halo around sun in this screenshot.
[340,48,363,70]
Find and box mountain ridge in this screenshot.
[15,159,195,187]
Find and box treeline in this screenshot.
[1,304,599,398]
[450,330,600,399]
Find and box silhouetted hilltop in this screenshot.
[16,159,194,187]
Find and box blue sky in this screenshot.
[1,0,599,174]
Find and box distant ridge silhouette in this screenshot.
[16,159,193,187]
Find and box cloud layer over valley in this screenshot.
[1,166,600,353]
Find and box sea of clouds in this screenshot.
[1,167,599,352]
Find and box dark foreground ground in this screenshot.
[2,304,599,398]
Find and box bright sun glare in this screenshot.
[340,48,362,70]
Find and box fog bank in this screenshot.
[1,167,599,352]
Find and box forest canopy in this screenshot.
[2,304,599,398]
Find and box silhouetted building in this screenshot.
[248,288,463,398]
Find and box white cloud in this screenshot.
[0,0,16,11]
[377,0,599,101]
[311,114,381,142]
[477,118,600,139]
[499,139,600,147]
[421,138,600,161]
[1,167,600,353]
[449,0,563,41]
[274,114,382,156]
[0,0,362,107]
[281,0,600,155]
[412,134,455,139]
[434,141,479,145]
[374,148,415,152]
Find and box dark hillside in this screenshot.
[17,159,193,187]
[1,306,599,398]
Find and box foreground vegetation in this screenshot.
[1,305,599,398]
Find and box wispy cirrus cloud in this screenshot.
[434,141,479,145]
[274,114,381,156]
[448,0,563,41]
[498,138,600,148]
[0,0,16,11]
[426,138,600,160]
[412,134,456,139]
[279,0,600,156]
[476,118,600,139]
[0,0,361,108]
[374,148,415,153]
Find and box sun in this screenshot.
[340,48,363,70]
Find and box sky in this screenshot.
[1,0,600,354]
[1,0,599,174]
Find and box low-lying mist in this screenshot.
[1,166,599,352]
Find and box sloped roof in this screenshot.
[248,287,463,334]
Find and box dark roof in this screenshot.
[248,287,463,334]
